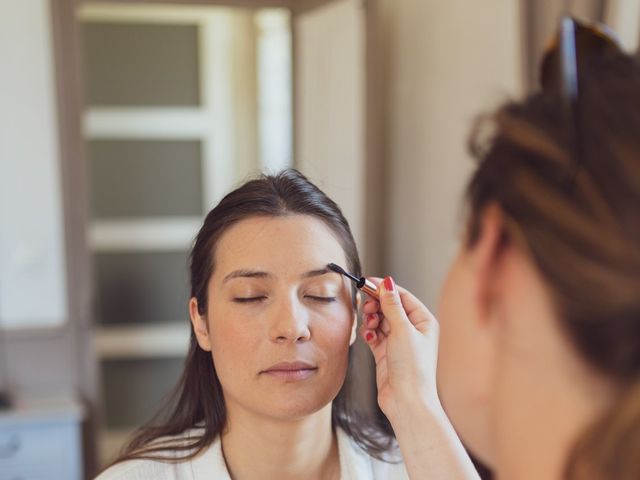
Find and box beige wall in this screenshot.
[606,0,640,52]
[381,0,524,307]
[294,0,366,257]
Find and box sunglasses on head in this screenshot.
[539,14,623,186]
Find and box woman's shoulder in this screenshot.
[94,428,226,480]
[94,456,186,480]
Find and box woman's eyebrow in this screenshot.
[222,266,331,284]
[301,267,331,279]
[222,269,272,284]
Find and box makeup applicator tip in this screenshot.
[327,263,344,274]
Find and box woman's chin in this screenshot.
[249,389,337,421]
[222,375,344,422]
[266,396,332,420]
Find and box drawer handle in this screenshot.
[0,434,21,458]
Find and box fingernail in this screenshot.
[383,276,395,293]
[365,331,375,342]
[366,313,376,326]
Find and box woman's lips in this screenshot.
[261,361,318,381]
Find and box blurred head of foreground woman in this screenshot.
[437,21,640,480]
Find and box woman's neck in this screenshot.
[220,403,340,480]
[491,320,618,480]
[494,377,612,480]
[487,256,620,480]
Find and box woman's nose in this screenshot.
[268,296,311,343]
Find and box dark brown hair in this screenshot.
[466,45,640,479]
[108,169,393,467]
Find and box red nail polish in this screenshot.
[366,313,376,326]
[365,331,374,342]
[383,276,395,292]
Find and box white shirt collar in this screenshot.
[188,428,376,479]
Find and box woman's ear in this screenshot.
[470,203,508,322]
[189,297,212,352]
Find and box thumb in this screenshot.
[378,276,412,330]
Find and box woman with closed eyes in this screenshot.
[96,169,408,480]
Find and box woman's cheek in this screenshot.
[209,308,259,362]
[316,312,353,354]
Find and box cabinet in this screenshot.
[0,399,83,480]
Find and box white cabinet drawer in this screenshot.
[0,421,82,480]
[1,464,73,480]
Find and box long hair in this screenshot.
[108,169,393,467]
[466,47,640,479]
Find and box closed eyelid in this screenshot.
[233,295,267,303]
[305,295,337,304]
[303,281,340,294]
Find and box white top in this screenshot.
[95,427,408,479]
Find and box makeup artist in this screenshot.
[361,17,640,480]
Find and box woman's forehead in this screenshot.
[213,215,349,277]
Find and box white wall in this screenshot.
[0,1,68,328]
[383,0,523,307]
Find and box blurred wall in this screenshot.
[294,0,366,255]
[0,0,90,401]
[379,0,524,307]
[0,1,96,475]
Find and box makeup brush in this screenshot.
[327,263,379,299]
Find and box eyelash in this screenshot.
[306,295,336,303]
[233,296,267,303]
[232,296,336,304]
